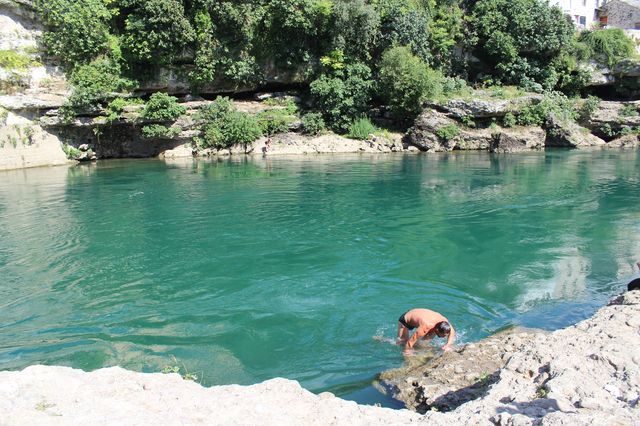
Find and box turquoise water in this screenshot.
[1,150,639,405]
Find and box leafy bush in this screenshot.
[577,96,600,123]
[36,0,112,67]
[197,97,262,148]
[310,62,373,131]
[120,0,195,65]
[256,109,292,136]
[378,46,443,124]
[516,92,576,126]
[469,0,575,89]
[578,29,636,69]
[619,104,639,117]
[348,116,376,140]
[141,93,186,121]
[60,59,135,121]
[0,50,37,70]
[503,112,517,127]
[141,124,181,139]
[301,112,325,135]
[436,124,460,142]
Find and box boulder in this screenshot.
[613,58,640,77]
[606,133,639,148]
[545,113,605,148]
[406,110,458,151]
[379,328,543,413]
[587,101,640,138]
[490,127,546,153]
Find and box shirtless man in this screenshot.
[397,308,456,354]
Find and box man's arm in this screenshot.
[442,327,456,351]
[404,326,428,350]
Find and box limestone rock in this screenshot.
[587,101,640,138]
[606,134,639,148]
[433,94,543,119]
[545,113,605,148]
[490,127,546,153]
[406,110,458,151]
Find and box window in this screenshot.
[583,0,586,6]
[580,16,587,25]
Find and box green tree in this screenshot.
[378,46,443,124]
[37,0,113,67]
[120,0,195,65]
[330,0,381,62]
[309,62,374,132]
[470,0,574,90]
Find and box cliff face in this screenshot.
[0,291,638,425]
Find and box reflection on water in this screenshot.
[0,149,639,406]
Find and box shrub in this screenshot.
[141,93,186,121]
[256,109,292,136]
[516,92,576,126]
[378,46,443,124]
[310,62,373,132]
[578,95,601,123]
[301,112,325,135]
[348,116,376,139]
[503,112,517,127]
[197,97,262,148]
[141,124,181,139]
[0,50,37,70]
[619,104,639,117]
[436,123,460,142]
[578,29,636,69]
[60,58,135,121]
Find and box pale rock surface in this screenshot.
[434,94,543,119]
[0,366,421,426]
[545,114,605,148]
[490,127,546,153]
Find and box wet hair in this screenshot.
[435,321,451,336]
[629,278,640,292]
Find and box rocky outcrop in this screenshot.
[379,327,544,413]
[432,93,543,119]
[407,110,545,153]
[490,127,546,153]
[545,113,606,148]
[607,133,639,148]
[384,290,640,425]
[587,101,640,139]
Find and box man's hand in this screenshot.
[403,348,415,357]
[442,344,453,352]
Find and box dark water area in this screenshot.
[0,149,639,407]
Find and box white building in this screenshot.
[549,0,602,28]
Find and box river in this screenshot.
[0,150,638,406]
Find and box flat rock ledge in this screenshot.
[1,291,638,425]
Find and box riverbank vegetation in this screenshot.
[35,0,638,142]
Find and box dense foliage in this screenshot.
[196,97,262,148]
[36,0,638,130]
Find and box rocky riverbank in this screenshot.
[1,290,638,425]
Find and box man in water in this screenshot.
[397,308,456,354]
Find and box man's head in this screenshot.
[435,321,451,338]
[629,278,640,292]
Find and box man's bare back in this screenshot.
[397,308,456,354]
